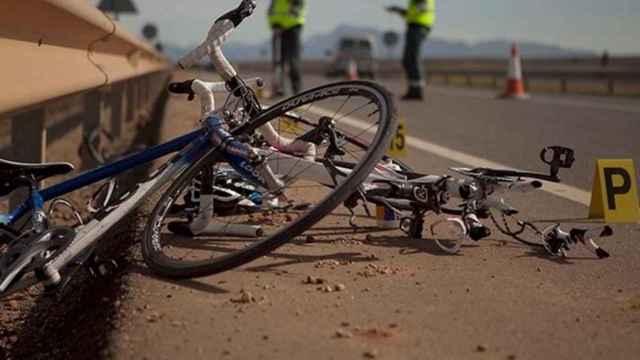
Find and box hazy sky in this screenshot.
[96,0,640,54]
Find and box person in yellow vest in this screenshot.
[268,0,306,96]
[387,0,435,100]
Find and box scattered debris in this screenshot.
[334,283,347,292]
[354,327,394,340]
[314,259,351,269]
[357,264,402,278]
[303,276,326,285]
[335,329,353,339]
[231,290,256,304]
[332,238,363,246]
[363,349,379,358]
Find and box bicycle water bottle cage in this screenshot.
[540,146,575,180]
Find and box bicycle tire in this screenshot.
[141,80,396,278]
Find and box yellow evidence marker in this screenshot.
[388,116,408,158]
[277,117,304,136]
[589,159,640,223]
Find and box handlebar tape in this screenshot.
[216,0,256,27]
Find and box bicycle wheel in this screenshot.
[142,80,396,278]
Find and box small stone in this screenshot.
[8,336,18,344]
[315,278,326,285]
[507,355,517,360]
[323,285,333,293]
[334,283,346,292]
[262,335,269,340]
[536,267,542,272]
[232,290,255,304]
[335,329,353,338]
[388,323,399,328]
[340,321,350,327]
[363,349,378,358]
[7,300,19,310]
[476,345,487,352]
[305,235,316,243]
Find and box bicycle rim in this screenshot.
[142,80,396,278]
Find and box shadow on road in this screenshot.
[126,262,229,295]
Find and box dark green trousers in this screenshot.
[402,24,431,88]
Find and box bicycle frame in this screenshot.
[0,123,220,294]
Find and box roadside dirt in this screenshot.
[105,73,639,360]
[3,72,639,360]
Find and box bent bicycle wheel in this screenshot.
[142,80,397,278]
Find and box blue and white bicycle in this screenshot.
[0,1,397,297]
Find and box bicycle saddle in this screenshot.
[0,158,74,196]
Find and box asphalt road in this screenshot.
[108,72,640,360]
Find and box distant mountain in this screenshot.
[163,24,596,62]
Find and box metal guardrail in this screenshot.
[237,58,639,95]
[0,0,168,114]
[425,68,640,95]
[0,0,171,206]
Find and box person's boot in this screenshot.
[401,86,423,101]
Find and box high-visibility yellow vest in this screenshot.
[406,0,435,27]
[268,0,306,29]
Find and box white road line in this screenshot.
[306,106,591,206]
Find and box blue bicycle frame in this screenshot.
[1,127,211,227]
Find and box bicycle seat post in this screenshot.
[16,175,48,233]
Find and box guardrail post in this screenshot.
[110,83,125,138]
[607,79,615,95]
[560,79,568,93]
[126,81,138,123]
[10,109,47,208]
[82,89,109,169]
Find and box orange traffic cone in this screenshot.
[346,58,359,80]
[500,43,529,99]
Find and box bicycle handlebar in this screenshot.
[177,0,256,79]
